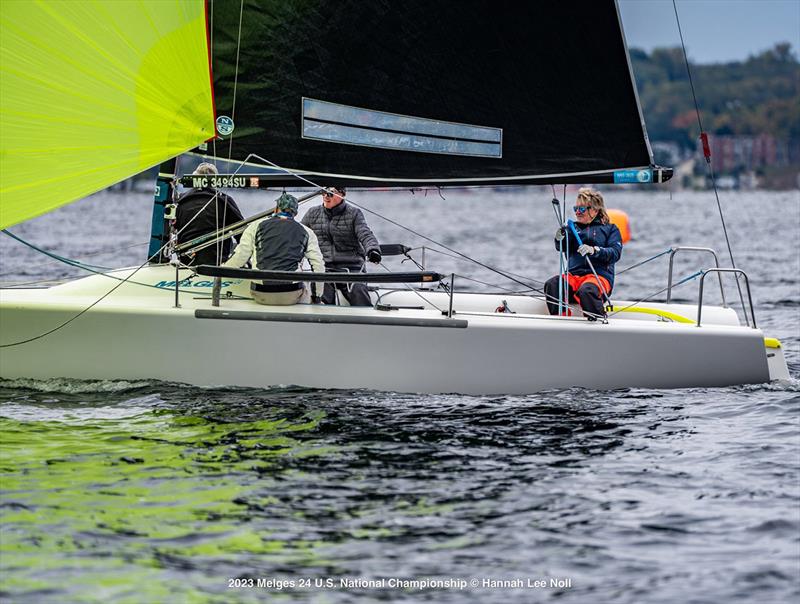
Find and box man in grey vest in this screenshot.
[223,193,324,305]
[300,186,381,306]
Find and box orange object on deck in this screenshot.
[607,208,631,243]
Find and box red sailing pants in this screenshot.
[547,273,612,317]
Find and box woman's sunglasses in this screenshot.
[573,205,592,213]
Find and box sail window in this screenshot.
[302,98,502,158]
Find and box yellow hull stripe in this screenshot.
[613,306,695,324]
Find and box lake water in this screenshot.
[1,187,798,603]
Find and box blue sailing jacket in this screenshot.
[555,219,623,288]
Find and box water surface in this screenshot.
[1,188,798,603]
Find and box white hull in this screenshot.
[0,266,788,394]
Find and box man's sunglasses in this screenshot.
[573,205,591,213]
[323,189,344,198]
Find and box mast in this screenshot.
[148,159,179,264]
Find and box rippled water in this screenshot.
[1,187,799,603]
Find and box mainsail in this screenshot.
[0,0,215,229]
[203,0,661,187]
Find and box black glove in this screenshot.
[367,250,382,264]
[555,227,566,242]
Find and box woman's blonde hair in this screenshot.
[577,187,609,224]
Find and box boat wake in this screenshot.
[734,377,800,393]
[0,377,155,394]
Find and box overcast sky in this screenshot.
[618,0,799,63]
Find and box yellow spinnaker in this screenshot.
[0,0,215,229]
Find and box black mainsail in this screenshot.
[201,0,666,187]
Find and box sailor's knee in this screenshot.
[579,283,601,298]
[544,275,561,291]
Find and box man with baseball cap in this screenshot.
[301,186,381,306]
[223,193,325,305]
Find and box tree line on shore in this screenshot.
[630,43,799,151]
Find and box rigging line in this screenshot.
[453,274,535,295]
[559,185,570,316]
[549,187,562,312]
[173,192,221,258]
[227,0,245,162]
[366,202,604,319]
[4,159,294,348]
[175,145,228,264]
[405,246,549,288]
[406,259,603,316]
[397,251,452,294]
[672,0,746,313]
[202,153,512,293]
[0,266,201,294]
[1,232,148,283]
[209,0,217,163]
[0,240,179,349]
[346,200,540,293]
[176,154,287,255]
[235,153,333,192]
[2,230,111,272]
[616,249,672,275]
[0,195,229,347]
[607,271,703,319]
[549,193,565,314]
[0,238,148,277]
[404,250,604,318]
[672,1,704,133]
[1,231,210,292]
[387,260,604,320]
[218,153,546,297]
[376,264,444,313]
[704,159,746,311]
[4,187,213,282]
[207,156,227,264]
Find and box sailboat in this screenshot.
[0,1,789,394]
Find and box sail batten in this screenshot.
[0,0,215,229]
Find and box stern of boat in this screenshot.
[765,338,790,381]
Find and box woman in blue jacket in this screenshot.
[545,188,622,320]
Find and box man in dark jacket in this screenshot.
[175,163,244,266]
[301,186,381,306]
